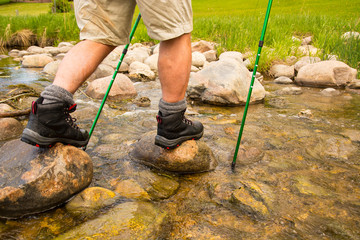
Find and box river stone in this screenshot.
[87,63,115,82]
[276,87,303,95]
[203,50,217,62]
[231,187,269,219]
[348,79,360,89]
[86,74,137,101]
[22,54,54,68]
[58,46,72,54]
[191,65,200,72]
[191,40,215,53]
[128,61,156,82]
[192,51,206,68]
[56,202,167,240]
[219,51,243,64]
[144,53,159,72]
[43,60,61,76]
[65,187,117,215]
[294,56,321,72]
[298,45,319,56]
[295,61,357,88]
[0,140,93,218]
[0,104,14,113]
[130,131,218,173]
[0,118,23,141]
[188,58,265,106]
[320,88,340,96]
[57,42,74,48]
[113,179,151,201]
[274,76,293,84]
[27,46,46,54]
[341,31,360,40]
[124,48,150,65]
[269,64,295,78]
[8,49,20,58]
[301,36,313,45]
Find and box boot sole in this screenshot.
[154,130,204,150]
[21,128,89,148]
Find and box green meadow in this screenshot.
[0,0,359,73]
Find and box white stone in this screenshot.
[192,51,206,68]
[144,53,159,72]
[219,51,243,64]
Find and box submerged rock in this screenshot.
[0,140,93,218]
[56,202,167,240]
[65,187,117,216]
[295,61,357,88]
[0,118,23,141]
[130,131,218,173]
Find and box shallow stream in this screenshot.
[0,57,359,239]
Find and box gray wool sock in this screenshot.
[158,98,187,116]
[41,85,75,105]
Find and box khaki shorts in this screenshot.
[74,0,193,46]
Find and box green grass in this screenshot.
[0,2,51,16]
[0,0,359,74]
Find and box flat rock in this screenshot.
[276,87,303,95]
[85,74,137,101]
[56,202,167,240]
[320,88,340,96]
[269,64,295,78]
[22,54,54,68]
[130,131,218,173]
[0,118,23,141]
[274,76,293,84]
[0,140,93,218]
[295,61,357,88]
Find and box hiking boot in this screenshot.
[21,97,89,148]
[155,110,204,149]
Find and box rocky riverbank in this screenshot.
[0,35,359,239]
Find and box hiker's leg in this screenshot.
[53,40,115,94]
[158,33,192,103]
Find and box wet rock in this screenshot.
[93,143,130,160]
[293,176,332,197]
[320,88,340,96]
[130,131,218,173]
[133,96,151,107]
[341,31,360,40]
[144,53,159,72]
[22,54,54,68]
[192,51,206,68]
[269,64,295,79]
[274,76,293,84]
[294,56,321,72]
[231,187,269,219]
[65,187,117,215]
[43,60,61,76]
[297,109,313,119]
[8,49,20,58]
[276,87,303,95]
[0,118,23,141]
[85,74,137,101]
[87,63,114,82]
[0,140,93,218]
[0,104,14,113]
[129,61,156,82]
[298,45,319,56]
[295,61,357,88]
[191,40,215,53]
[56,202,167,240]
[348,79,360,89]
[341,129,360,143]
[188,58,265,105]
[113,179,151,200]
[219,51,243,64]
[203,50,217,62]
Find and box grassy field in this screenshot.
[0,0,359,73]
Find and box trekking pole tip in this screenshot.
[231,161,236,171]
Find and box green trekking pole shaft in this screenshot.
[87,13,142,141]
[232,0,273,170]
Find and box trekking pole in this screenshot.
[85,13,142,149]
[231,0,273,170]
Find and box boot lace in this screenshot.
[64,104,79,130]
[182,115,194,126]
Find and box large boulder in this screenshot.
[130,131,218,173]
[85,74,137,101]
[187,58,265,106]
[295,61,357,88]
[294,56,321,72]
[0,140,93,218]
[0,118,23,141]
[22,54,54,68]
[56,202,167,240]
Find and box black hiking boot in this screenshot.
[155,110,204,149]
[21,97,89,148]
